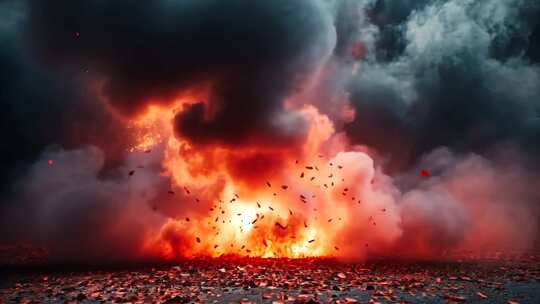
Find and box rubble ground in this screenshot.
[1,253,539,303]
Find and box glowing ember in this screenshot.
[420,169,431,178]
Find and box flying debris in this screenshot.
[275,222,287,230]
[281,185,288,190]
[420,169,431,178]
[185,217,190,222]
[300,172,305,178]
[167,190,175,195]
[308,239,315,243]
[183,187,190,194]
[476,292,488,299]
[128,170,135,176]
[196,237,201,243]
[257,202,261,208]
[305,166,314,170]
[266,181,272,188]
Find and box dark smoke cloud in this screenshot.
[1,0,335,262]
[0,1,129,197]
[334,0,540,171]
[26,0,334,147]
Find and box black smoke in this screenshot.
[0,1,129,197]
[25,0,334,147]
[0,0,335,263]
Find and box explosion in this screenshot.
[1,0,539,264]
[123,101,399,259]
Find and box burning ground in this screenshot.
[1,0,540,275]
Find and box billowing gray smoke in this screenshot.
[336,0,540,171]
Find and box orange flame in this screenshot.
[124,99,364,259]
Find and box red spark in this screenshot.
[420,169,431,178]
